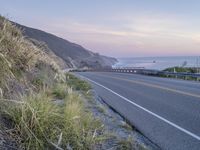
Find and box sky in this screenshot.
[1,0,200,57]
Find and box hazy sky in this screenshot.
[1,0,200,57]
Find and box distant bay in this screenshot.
[113,56,200,70]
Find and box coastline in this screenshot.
[113,56,200,70]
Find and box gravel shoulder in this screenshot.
[83,90,160,150]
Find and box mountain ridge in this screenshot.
[15,22,117,69]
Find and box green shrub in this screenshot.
[164,67,197,73]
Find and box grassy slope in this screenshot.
[0,16,104,150]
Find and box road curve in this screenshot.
[75,72,200,150]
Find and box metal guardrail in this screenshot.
[92,68,200,79]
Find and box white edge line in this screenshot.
[79,75,200,141]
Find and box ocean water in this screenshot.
[113,56,200,70]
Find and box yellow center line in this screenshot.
[98,74,200,99]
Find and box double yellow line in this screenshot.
[98,74,200,99]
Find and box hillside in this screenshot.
[0,16,105,149]
[16,23,117,69]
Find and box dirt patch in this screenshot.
[0,116,20,150]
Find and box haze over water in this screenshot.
[113,56,200,70]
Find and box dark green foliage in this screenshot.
[162,67,199,81]
[164,67,198,73]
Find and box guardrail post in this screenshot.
[185,76,188,80]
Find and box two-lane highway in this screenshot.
[76,72,200,150]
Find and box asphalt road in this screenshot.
[76,72,200,150]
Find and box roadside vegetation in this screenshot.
[0,83,104,149]
[0,16,104,149]
[164,67,199,74]
[162,67,200,81]
[65,73,91,92]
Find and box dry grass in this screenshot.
[52,83,69,99]
[0,16,63,94]
[0,16,105,149]
[0,84,104,150]
[65,73,91,92]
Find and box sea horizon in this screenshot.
[113,55,200,70]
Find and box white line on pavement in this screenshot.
[80,75,200,141]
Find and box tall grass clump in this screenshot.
[0,16,37,75]
[52,83,68,99]
[62,90,103,149]
[0,86,104,150]
[0,53,15,89]
[0,16,65,93]
[66,73,91,92]
[0,92,63,149]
